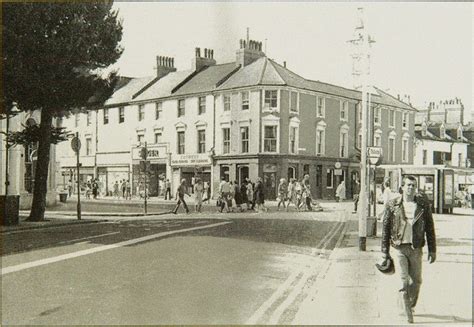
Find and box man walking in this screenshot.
[352,179,360,213]
[173,178,190,214]
[380,175,436,324]
[164,179,172,200]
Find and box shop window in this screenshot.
[220,166,230,182]
[288,167,296,180]
[303,164,309,176]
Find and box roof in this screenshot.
[105,76,155,107]
[134,69,194,101]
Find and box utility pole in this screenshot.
[71,132,82,220]
[348,7,375,251]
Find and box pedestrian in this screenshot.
[86,180,92,199]
[302,174,313,211]
[294,181,303,211]
[378,178,394,220]
[92,179,98,199]
[379,175,436,324]
[173,178,190,214]
[113,181,119,199]
[335,180,346,202]
[255,177,268,212]
[164,179,172,200]
[246,179,255,211]
[233,180,243,212]
[228,181,235,212]
[203,181,210,204]
[240,180,249,210]
[286,178,296,211]
[352,179,360,213]
[218,177,231,213]
[125,180,131,200]
[121,179,126,199]
[194,178,204,213]
[277,178,288,211]
[67,180,73,198]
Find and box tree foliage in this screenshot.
[1,125,69,147]
[2,2,123,220]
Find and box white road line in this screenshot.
[246,219,343,325]
[1,221,231,276]
[57,232,120,244]
[268,220,345,324]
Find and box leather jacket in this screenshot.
[381,193,436,255]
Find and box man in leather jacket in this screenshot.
[381,175,436,323]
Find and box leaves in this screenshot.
[1,125,69,147]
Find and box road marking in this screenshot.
[268,221,345,324]
[1,221,231,276]
[57,232,120,244]
[246,219,343,325]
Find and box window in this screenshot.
[178,99,185,117]
[264,90,278,109]
[388,137,395,162]
[316,122,326,155]
[198,96,206,115]
[402,112,408,129]
[137,134,144,143]
[177,131,185,154]
[138,104,145,121]
[224,95,231,112]
[326,169,334,188]
[340,131,348,157]
[119,107,125,123]
[264,126,277,152]
[197,130,206,153]
[374,130,382,147]
[358,103,362,122]
[86,111,91,126]
[241,127,249,153]
[340,101,348,121]
[155,102,162,120]
[154,132,162,144]
[289,127,297,154]
[75,113,80,127]
[374,107,381,125]
[290,91,298,112]
[422,150,427,165]
[317,97,325,117]
[241,92,249,110]
[389,109,395,127]
[103,109,109,125]
[357,131,362,149]
[222,128,230,154]
[402,139,408,162]
[86,138,92,155]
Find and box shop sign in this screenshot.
[132,145,166,160]
[171,154,211,166]
[334,169,343,175]
[263,164,277,172]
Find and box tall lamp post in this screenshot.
[71,132,81,220]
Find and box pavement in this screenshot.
[293,207,473,325]
[4,201,473,325]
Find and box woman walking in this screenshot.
[277,178,288,211]
[241,180,249,210]
[233,180,243,212]
[194,178,204,213]
[255,177,268,212]
[247,180,255,211]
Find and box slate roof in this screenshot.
[134,69,194,101]
[104,76,155,107]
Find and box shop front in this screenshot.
[171,153,212,195]
[96,151,131,196]
[131,145,168,197]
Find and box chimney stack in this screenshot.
[236,38,265,67]
[155,55,177,79]
[192,47,216,71]
[283,61,286,68]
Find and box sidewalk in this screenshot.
[1,216,102,234]
[293,213,473,325]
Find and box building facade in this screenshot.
[56,40,416,200]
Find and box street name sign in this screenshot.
[367,146,383,165]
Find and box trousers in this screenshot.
[393,244,423,308]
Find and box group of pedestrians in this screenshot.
[113,179,131,200]
[276,174,319,211]
[217,177,265,213]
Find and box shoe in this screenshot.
[172,211,177,215]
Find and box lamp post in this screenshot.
[139,142,148,215]
[71,132,81,220]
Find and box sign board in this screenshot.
[334,169,343,176]
[367,146,383,158]
[171,154,211,166]
[334,161,341,169]
[132,145,166,160]
[71,137,81,153]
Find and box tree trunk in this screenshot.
[27,109,53,221]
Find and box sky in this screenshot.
[110,1,473,124]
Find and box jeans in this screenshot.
[393,244,423,308]
[164,187,171,200]
[173,194,189,213]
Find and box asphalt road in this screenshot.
[1,212,346,325]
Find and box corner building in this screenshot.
[57,40,416,200]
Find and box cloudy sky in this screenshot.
[111,1,473,123]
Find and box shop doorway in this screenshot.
[237,165,249,185]
[220,165,230,182]
[288,166,296,181]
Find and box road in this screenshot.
[2,208,347,325]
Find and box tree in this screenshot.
[2,2,123,221]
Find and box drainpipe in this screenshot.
[4,110,10,196]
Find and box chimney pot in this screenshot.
[283,61,286,68]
